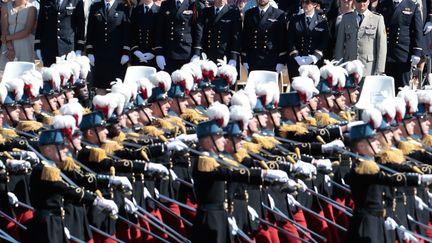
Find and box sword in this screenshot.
[328,179,351,194]
[304,187,353,215]
[0,209,27,230]
[0,228,18,243]
[89,225,126,243]
[407,214,432,231]
[175,177,194,189]
[234,226,253,243]
[116,215,169,243]
[158,194,197,212]
[146,196,193,227]
[397,225,432,243]
[294,201,348,232]
[255,217,310,243]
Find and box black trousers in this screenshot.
[385,62,411,93]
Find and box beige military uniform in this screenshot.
[334,9,387,75]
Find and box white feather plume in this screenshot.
[59,98,84,125]
[361,107,383,129]
[230,105,252,129]
[0,83,7,104]
[137,78,153,99]
[394,97,406,122]
[181,62,203,81]
[4,78,24,101]
[217,64,238,86]
[171,69,194,92]
[397,86,418,114]
[150,71,172,92]
[298,65,320,86]
[205,101,230,127]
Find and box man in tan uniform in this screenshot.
[334,0,387,75]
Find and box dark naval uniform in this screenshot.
[86,0,131,89]
[286,12,330,78]
[241,5,287,71]
[130,3,160,67]
[154,0,204,73]
[198,4,242,63]
[35,0,86,66]
[376,0,423,90]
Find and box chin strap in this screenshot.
[366,138,377,156]
[210,135,221,153]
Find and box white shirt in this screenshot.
[258,4,270,14]
[214,4,225,14]
[143,2,153,10]
[105,0,114,10]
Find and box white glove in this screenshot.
[424,21,432,34]
[167,140,188,151]
[411,55,421,66]
[421,174,432,185]
[285,178,298,190]
[7,159,31,171]
[397,226,419,243]
[428,191,432,205]
[347,121,365,131]
[24,151,39,162]
[120,55,129,65]
[227,216,239,235]
[324,174,332,187]
[7,192,18,207]
[142,52,155,62]
[145,162,169,176]
[36,49,42,62]
[308,54,318,64]
[191,55,200,62]
[228,59,237,67]
[88,54,95,66]
[275,63,285,73]
[75,50,82,57]
[384,217,398,230]
[94,197,119,215]
[415,195,428,210]
[143,187,152,199]
[174,134,198,143]
[0,161,5,170]
[247,206,259,221]
[315,159,332,171]
[262,170,289,183]
[64,227,71,240]
[268,194,275,209]
[154,188,160,199]
[156,55,166,70]
[124,197,137,214]
[109,176,132,191]
[321,140,345,154]
[134,50,145,61]
[293,160,317,178]
[169,169,178,181]
[296,179,307,192]
[287,194,299,207]
[294,56,305,66]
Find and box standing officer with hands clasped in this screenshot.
[35,0,85,66]
[85,0,131,93]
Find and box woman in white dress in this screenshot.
[0,0,37,70]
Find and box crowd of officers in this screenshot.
[0,48,432,243]
[33,0,432,93]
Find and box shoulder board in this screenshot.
[197,155,219,172]
[372,11,382,16]
[88,147,108,162]
[279,123,308,137]
[101,140,123,155]
[16,121,44,132]
[354,160,380,175]
[422,134,432,146]
[58,156,80,171]
[41,164,62,182]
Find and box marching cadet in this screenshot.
[241,0,286,73]
[212,60,237,106]
[191,102,290,243]
[86,0,131,91]
[334,0,387,76]
[35,0,85,66]
[28,129,119,242]
[154,0,204,73]
[197,0,242,67]
[376,0,423,91]
[130,0,159,67]
[286,0,330,78]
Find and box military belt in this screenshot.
[197,203,227,211]
[355,208,386,218]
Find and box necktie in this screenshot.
[106,2,110,12]
[144,5,149,13]
[260,9,264,18]
[215,7,220,15]
[176,0,181,9]
[358,13,364,26]
[306,16,311,26]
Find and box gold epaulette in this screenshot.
[197,153,220,172]
[377,147,405,164]
[339,110,356,122]
[113,132,126,143]
[166,116,186,134]
[398,139,423,155]
[233,148,250,163]
[58,156,80,171]
[422,134,432,146]
[314,112,339,126]
[252,134,280,150]
[101,140,123,155]
[125,132,140,142]
[42,114,54,125]
[354,160,380,175]
[0,134,6,144]
[89,147,108,162]
[83,107,92,114]
[305,117,318,127]
[16,121,44,132]
[52,110,61,116]
[156,118,176,131]
[279,123,308,137]
[41,164,62,181]
[140,125,167,142]
[0,128,18,139]
[180,108,209,124]
[242,141,262,154]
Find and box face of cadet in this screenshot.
[214,0,227,6]
[42,95,58,111]
[257,112,269,128]
[202,88,215,106]
[302,0,317,14]
[188,91,202,106]
[248,117,260,133]
[300,106,311,121]
[354,137,381,156]
[216,92,231,106]
[88,126,109,144]
[65,90,75,101]
[32,98,43,114]
[126,110,140,127]
[213,134,226,152]
[200,134,226,152]
[416,117,431,135]
[344,89,360,105]
[392,126,403,143]
[138,107,153,125]
[403,119,416,136]
[269,110,281,128]
[151,99,171,117]
[309,96,319,111]
[224,136,244,154]
[335,94,347,111]
[42,144,68,162]
[19,105,34,120]
[377,130,394,147]
[70,135,82,151]
[6,106,21,123]
[258,0,269,7]
[56,93,66,107]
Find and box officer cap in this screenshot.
[80,111,107,131]
[41,67,61,95]
[349,122,375,142]
[397,86,418,120]
[416,90,432,117]
[291,76,319,104]
[148,71,172,103]
[169,69,194,98]
[39,129,66,146]
[375,98,396,131]
[213,63,238,94]
[279,92,301,108]
[52,115,78,141]
[197,102,229,138]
